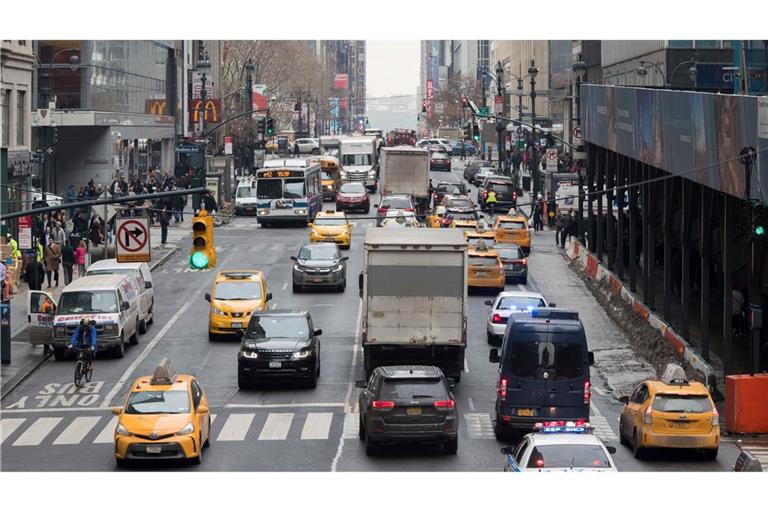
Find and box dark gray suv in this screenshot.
[291,243,348,292]
[356,366,458,455]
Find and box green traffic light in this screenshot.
[473,135,480,141]
[756,225,766,236]
[190,251,209,269]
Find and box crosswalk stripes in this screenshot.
[342,412,360,440]
[93,417,118,444]
[300,413,333,440]
[1,418,26,444]
[217,413,254,442]
[590,403,618,442]
[464,413,495,439]
[258,413,294,440]
[52,417,100,445]
[13,417,62,446]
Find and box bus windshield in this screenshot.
[256,178,306,199]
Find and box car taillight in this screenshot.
[434,400,455,410]
[535,458,545,468]
[644,404,653,424]
[372,400,395,410]
[405,208,414,213]
[492,313,504,324]
[498,377,507,400]
[522,258,527,266]
[482,191,488,198]
[584,380,591,404]
[712,405,719,426]
[378,206,389,213]
[513,192,517,200]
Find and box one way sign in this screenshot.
[115,217,151,263]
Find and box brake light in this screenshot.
[434,400,455,410]
[378,206,389,213]
[513,192,517,200]
[712,405,719,426]
[535,458,545,468]
[498,377,507,400]
[492,313,504,324]
[372,400,395,410]
[644,404,653,424]
[405,208,415,213]
[482,191,488,198]
[584,380,591,404]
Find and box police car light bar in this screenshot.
[533,420,592,434]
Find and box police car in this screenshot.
[500,421,618,472]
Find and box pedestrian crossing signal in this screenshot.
[190,210,216,269]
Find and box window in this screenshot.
[284,179,306,198]
[314,217,347,226]
[653,394,712,413]
[667,40,693,49]
[339,182,365,194]
[694,40,721,49]
[499,221,527,230]
[496,296,546,311]
[1,89,9,147]
[342,153,372,166]
[468,256,499,266]
[505,340,585,380]
[246,315,309,340]
[378,378,447,399]
[213,281,263,300]
[256,178,282,199]
[515,440,529,464]
[190,380,203,409]
[125,390,190,414]
[236,186,257,198]
[526,444,612,469]
[58,291,119,314]
[298,244,339,260]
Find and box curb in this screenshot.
[564,239,717,386]
[149,245,180,271]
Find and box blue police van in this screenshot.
[489,308,595,440]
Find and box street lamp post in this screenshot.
[34,48,80,203]
[528,59,540,196]
[495,61,506,174]
[192,55,211,212]
[244,58,254,167]
[572,54,588,245]
[636,59,697,88]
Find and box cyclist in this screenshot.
[69,317,98,360]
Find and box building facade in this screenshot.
[491,40,550,123]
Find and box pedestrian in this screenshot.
[35,238,44,263]
[25,256,45,291]
[110,174,122,196]
[61,240,76,285]
[8,233,21,260]
[202,190,217,213]
[89,217,104,247]
[66,185,76,218]
[293,141,300,157]
[460,142,466,161]
[555,211,568,248]
[172,188,185,223]
[75,240,88,277]
[52,221,66,246]
[159,204,171,245]
[533,195,543,231]
[44,239,62,288]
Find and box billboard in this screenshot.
[335,74,349,89]
[581,84,767,203]
[252,85,268,118]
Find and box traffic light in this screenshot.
[753,205,766,238]
[294,101,301,112]
[463,123,471,139]
[51,125,58,145]
[190,209,217,269]
[472,122,480,142]
[266,117,274,136]
[257,118,265,134]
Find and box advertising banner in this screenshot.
[252,85,268,119]
[335,74,349,89]
[189,99,222,123]
[18,215,32,249]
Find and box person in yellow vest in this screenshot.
[486,189,498,217]
[36,240,44,263]
[8,233,21,259]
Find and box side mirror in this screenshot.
[111,406,123,416]
[313,329,323,337]
[290,256,298,261]
[355,379,367,389]
[618,396,629,405]
[340,256,349,262]
[606,446,617,454]
[120,301,130,312]
[446,378,456,390]
[373,204,379,208]
[588,351,595,366]
[500,446,515,455]
[484,300,493,306]
[144,281,152,289]
[489,348,500,363]
[266,292,273,302]
[236,329,245,339]
[204,293,211,302]
[198,405,210,415]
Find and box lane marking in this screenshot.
[1,407,113,414]
[0,418,26,444]
[300,412,333,440]
[464,413,495,439]
[282,282,288,290]
[12,417,61,446]
[225,402,344,409]
[52,416,100,445]
[258,412,294,440]
[464,357,470,373]
[517,284,527,292]
[270,303,278,310]
[93,417,118,443]
[467,397,476,412]
[99,289,202,408]
[217,413,254,442]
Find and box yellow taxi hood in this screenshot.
[212,299,265,312]
[121,413,192,434]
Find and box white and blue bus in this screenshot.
[255,159,322,227]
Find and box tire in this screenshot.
[632,430,645,460]
[338,281,346,293]
[293,282,301,293]
[115,458,127,469]
[487,332,495,345]
[702,448,718,460]
[204,418,211,447]
[194,436,203,464]
[311,148,320,155]
[305,373,318,389]
[138,318,147,334]
[493,416,509,442]
[147,307,154,325]
[444,437,458,455]
[129,322,139,345]
[237,375,249,390]
[521,276,528,285]
[113,334,125,358]
[208,332,218,342]
[358,415,366,441]
[53,346,67,361]
[74,360,84,388]
[365,435,379,456]
[85,365,93,383]
[618,418,630,447]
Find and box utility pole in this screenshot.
[244,58,254,169]
[573,54,588,244]
[495,61,506,175]
[740,146,763,374]
[529,59,540,196]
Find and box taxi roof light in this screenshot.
[223,272,254,279]
[150,358,177,385]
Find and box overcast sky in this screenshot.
[366,40,420,99]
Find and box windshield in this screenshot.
[653,394,712,413]
[507,341,584,380]
[527,445,612,469]
[380,378,447,399]
[446,198,472,209]
[500,221,527,230]
[451,212,478,221]
[58,291,118,314]
[321,170,333,180]
[246,315,309,339]
[298,245,339,260]
[382,197,412,209]
[342,153,372,166]
[432,153,449,159]
[283,179,305,198]
[469,256,498,267]
[256,179,282,199]
[495,247,524,260]
[472,161,491,169]
[213,281,263,300]
[496,296,546,310]
[340,183,365,194]
[125,390,190,415]
[437,185,465,195]
[315,217,347,226]
[237,186,257,198]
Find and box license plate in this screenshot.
[231,322,242,328]
[406,407,422,416]
[146,445,162,454]
[671,422,690,429]
[517,408,534,417]
[475,271,487,277]
[269,361,282,369]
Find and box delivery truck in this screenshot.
[380,146,430,214]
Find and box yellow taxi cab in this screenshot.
[309,210,352,249]
[206,270,271,341]
[467,241,505,293]
[425,206,452,228]
[618,378,720,459]
[464,224,497,249]
[494,214,531,255]
[265,139,279,152]
[111,358,211,466]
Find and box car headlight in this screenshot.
[211,306,226,316]
[293,264,304,271]
[242,351,259,359]
[325,185,333,190]
[176,422,194,435]
[295,208,307,215]
[332,264,344,272]
[116,423,131,436]
[292,349,312,360]
[54,326,67,337]
[368,171,376,178]
[258,208,270,216]
[103,323,118,336]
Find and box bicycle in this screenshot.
[73,346,94,388]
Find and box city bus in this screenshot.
[255,159,322,227]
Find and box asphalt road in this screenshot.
[0,157,741,471]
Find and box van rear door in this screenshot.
[27,290,57,345]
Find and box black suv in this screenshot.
[356,365,458,455]
[477,177,518,209]
[237,310,322,389]
[432,181,468,206]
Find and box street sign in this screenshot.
[546,148,558,169]
[434,102,444,114]
[224,136,233,155]
[572,125,582,146]
[195,138,210,145]
[478,106,490,117]
[494,95,504,114]
[573,151,586,160]
[33,109,52,127]
[18,216,32,250]
[116,217,151,263]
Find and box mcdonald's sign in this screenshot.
[189,99,221,123]
[146,99,168,115]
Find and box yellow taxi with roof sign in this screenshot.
[309,210,352,249]
[111,358,210,466]
[467,241,505,292]
[206,270,271,341]
[494,214,531,255]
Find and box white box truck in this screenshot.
[340,136,377,191]
[380,146,430,213]
[359,228,468,381]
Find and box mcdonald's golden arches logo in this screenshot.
[146,99,168,115]
[189,99,221,123]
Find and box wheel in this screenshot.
[194,436,203,464]
[365,435,379,456]
[337,282,346,293]
[311,148,320,155]
[138,319,147,334]
[444,437,458,455]
[74,360,84,388]
[486,332,495,345]
[53,346,67,361]
[632,430,645,459]
[702,448,718,460]
[129,322,139,345]
[237,375,249,389]
[115,458,127,468]
[85,361,93,383]
[146,309,154,325]
[618,418,630,446]
[204,418,211,447]
[112,334,125,358]
[358,415,366,441]
[493,416,509,442]
[521,276,528,285]
[293,282,301,293]
[305,373,318,389]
